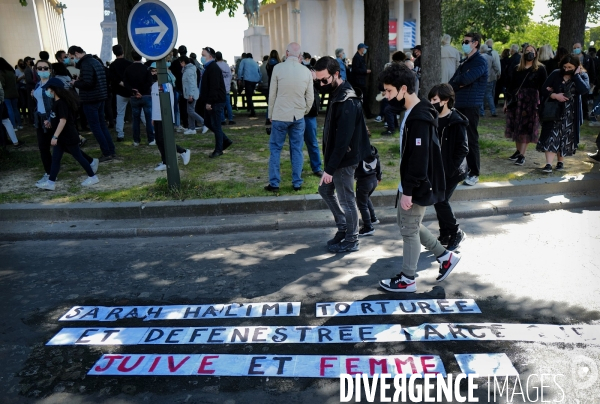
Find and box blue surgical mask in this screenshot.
[73,58,80,64]
[63,58,70,65]
[200,56,207,65]
[573,48,582,55]
[166,61,171,67]
[363,49,367,55]
[462,44,472,54]
[39,71,50,79]
[44,89,53,98]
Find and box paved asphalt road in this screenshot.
[1,209,599,404]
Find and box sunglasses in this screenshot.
[462,40,473,45]
[319,75,332,85]
[37,66,50,71]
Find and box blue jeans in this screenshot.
[82,101,115,157]
[303,116,322,173]
[220,93,234,122]
[5,98,21,127]
[269,118,305,188]
[130,95,155,143]
[480,80,496,115]
[205,103,231,152]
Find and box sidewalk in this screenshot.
[1,173,599,241]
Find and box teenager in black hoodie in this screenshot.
[429,84,469,251]
[378,63,461,293]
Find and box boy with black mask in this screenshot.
[378,63,461,293]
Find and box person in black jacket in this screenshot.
[199,47,232,158]
[304,64,323,176]
[378,63,461,293]
[354,145,382,237]
[109,44,134,141]
[170,45,188,129]
[428,84,469,251]
[68,45,115,161]
[351,43,372,118]
[314,56,371,253]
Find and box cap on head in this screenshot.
[411,45,422,52]
[357,43,368,50]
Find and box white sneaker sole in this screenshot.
[379,280,417,293]
[436,253,461,282]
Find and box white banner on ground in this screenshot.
[47,323,600,346]
[58,302,301,322]
[88,353,446,378]
[315,299,481,317]
[454,353,519,377]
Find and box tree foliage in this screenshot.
[496,21,561,49]
[442,0,534,44]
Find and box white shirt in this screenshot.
[151,82,175,122]
[397,107,413,193]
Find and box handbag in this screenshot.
[506,71,531,110]
[541,100,560,122]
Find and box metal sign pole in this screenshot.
[156,58,180,189]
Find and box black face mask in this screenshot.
[388,90,405,109]
[152,74,158,82]
[525,52,535,61]
[317,76,338,94]
[561,68,575,76]
[432,102,444,113]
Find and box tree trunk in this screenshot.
[364,0,389,116]
[114,0,139,60]
[419,0,442,98]
[558,0,588,50]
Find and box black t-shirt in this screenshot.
[438,114,451,135]
[51,98,79,145]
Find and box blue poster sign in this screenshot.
[127,0,178,60]
[403,20,416,50]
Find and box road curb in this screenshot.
[1,173,599,222]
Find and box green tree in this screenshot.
[442,0,534,44]
[502,21,561,49]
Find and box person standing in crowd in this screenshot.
[495,48,511,107]
[36,78,99,191]
[0,57,22,130]
[351,43,372,118]
[485,40,502,111]
[538,45,555,72]
[441,34,461,84]
[411,45,422,79]
[237,53,261,117]
[180,56,207,135]
[199,46,232,158]
[380,51,406,136]
[148,63,190,171]
[302,56,323,178]
[378,63,461,293]
[314,56,370,253]
[537,55,589,173]
[508,44,522,79]
[335,48,347,80]
[0,81,22,147]
[265,50,281,128]
[258,55,269,99]
[302,52,312,66]
[355,145,382,237]
[68,45,116,161]
[429,84,469,251]
[170,45,188,130]
[479,44,499,117]
[265,42,314,192]
[123,50,155,146]
[109,44,135,142]
[24,57,37,125]
[15,59,28,126]
[449,32,488,186]
[216,52,235,125]
[572,42,596,120]
[504,45,547,166]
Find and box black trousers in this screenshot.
[244,80,258,114]
[178,91,189,128]
[383,104,398,131]
[356,85,372,117]
[457,107,481,177]
[154,121,186,164]
[433,179,460,236]
[49,142,94,181]
[355,175,378,227]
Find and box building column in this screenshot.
[396,0,404,51]
[415,0,421,45]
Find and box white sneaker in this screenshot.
[81,175,99,186]
[379,272,417,293]
[148,140,156,146]
[202,126,209,134]
[436,251,461,282]
[36,180,55,190]
[133,142,140,146]
[36,173,49,185]
[18,125,23,130]
[90,158,99,174]
[183,129,197,135]
[374,116,383,122]
[180,149,191,165]
[154,162,167,171]
[175,126,185,133]
[463,175,479,186]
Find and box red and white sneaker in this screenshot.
[379,272,416,293]
[436,251,461,282]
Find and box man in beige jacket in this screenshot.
[265,42,314,192]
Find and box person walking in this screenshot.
[237,53,261,117]
[199,47,232,158]
[170,45,189,130]
[68,46,116,161]
[355,145,382,237]
[123,50,155,146]
[36,78,99,190]
[504,44,547,166]
[303,61,323,177]
[109,44,136,142]
[379,63,461,293]
[441,34,461,84]
[180,56,207,135]
[216,52,235,125]
[314,56,371,253]
[265,43,314,192]
[351,43,372,118]
[0,57,22,130]
[448,32,488,186]
[537,55,589,173]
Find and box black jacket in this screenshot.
[199,60,226,105]
[351,52,368,87]
[355,145,382,181]
[109,58,133,98]
[169,57,184,92]
[74,54,108,103]
[123,62,153,96]
[323,81,371,175]
[438,109,469,184]
[400,100,446,206]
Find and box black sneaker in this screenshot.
[436,251,461,282]
[438,234,451,247]
[542,163,552,173]
[379,272,416,293]
[293,185,302,191]
[371,217,380,224]
[508,150,520,161]
[116,137,124,142]
[229,120,236,125]
[359,226,375,236]
[556,162,564,170]
[99,155,113,162]
[223,139,233,151]
[264,184,280,192]
[328,240,359,253]
[514,154,525,166]
[327,231,346,246]
[447,229,466,251]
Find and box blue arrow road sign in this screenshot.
[127,0,178,60]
